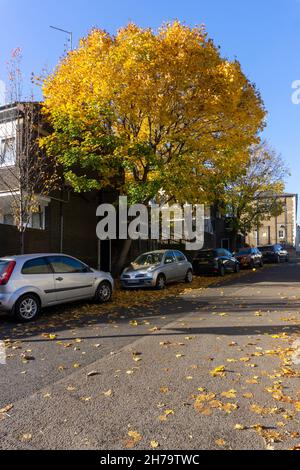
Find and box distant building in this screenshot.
[246,193,298,249]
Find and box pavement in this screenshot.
[1,259,300,450]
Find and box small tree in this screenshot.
[218,142,288,249]
[0,49,59,253]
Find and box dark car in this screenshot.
[235,247,263,268]
[192,248,240,277]
[258,244,289,263]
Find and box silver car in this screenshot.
[0,253,114,322]
[120,250,193,289]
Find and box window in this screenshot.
[134,252,163,266]
[0,137,15,166]
[217,249,227,257]
[3,214,14,226]
[174,251,186,262]
[278,230,285,239]
[22,257,52,275]
[47,256,89,274]
[31,209,45,229]
[164,252,176,264]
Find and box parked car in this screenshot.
[0,253,114,322]
[192,248,240,276]
[120,250,193,289]
[257,244,289,263]
[235,247,263,268]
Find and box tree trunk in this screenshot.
[114,238,133,275]
[20,230,25,254]
[231,227,239,252]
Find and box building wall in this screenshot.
[0,191,100,268]
[246,194,297,248]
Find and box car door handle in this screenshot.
[55,277,64,281]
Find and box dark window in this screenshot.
[22,257,52,275]
[237,248,252,255]
[217,249,227,257]
[47,256,89,274]
[164,252,176,264]
[224,250,232,257]
[174,251,186,262]
[195,250,216,260]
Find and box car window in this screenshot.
[164,252,176,264]
[195,250,215,260]
[217,249,226,257]
[22,257,52,275]
[133,252,163,266]
[237,248,252,255]
[174,251,186,262]
[47,256,89,274]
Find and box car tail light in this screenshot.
[0,261,16,285]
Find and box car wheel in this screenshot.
[185,269,193,283]
[235,263,240,273]
[95,281,112,303]
[14,294,41,322]
[250,260,255,269]
[219,265,225,277]
[260,260,264,267]
[276,255,280,264]
[156,273,166,290]
[285,256,289,263]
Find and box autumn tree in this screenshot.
[217,142,288,249]
[41,22,266,264]
[0,49,59,253]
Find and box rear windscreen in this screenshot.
[195,250,215,260]
[237,249,252,255]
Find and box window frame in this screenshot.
[21,257,53,275]
[46,255,92,274]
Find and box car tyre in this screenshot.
[235,263,240,273]
[276,255,280,264]
[185,269,193,283]
[14,294,41,323]
[95,281,112,303]
[156,273,166,290]
[260,259,264,267]
[285,255,289,263]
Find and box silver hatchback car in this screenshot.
[0,253,114,322]
[120,250,193,289]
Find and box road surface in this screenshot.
[1,259,300,450]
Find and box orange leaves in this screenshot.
[42,21,265,204]
[210,365,226,377]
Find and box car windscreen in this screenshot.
[133,253,164,266]
[258,246,274,252]
[236,249,252,255]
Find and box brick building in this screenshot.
[246,193,298,249]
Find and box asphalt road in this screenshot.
[1,259,300,450]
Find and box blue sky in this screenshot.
[1,0,299,205]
